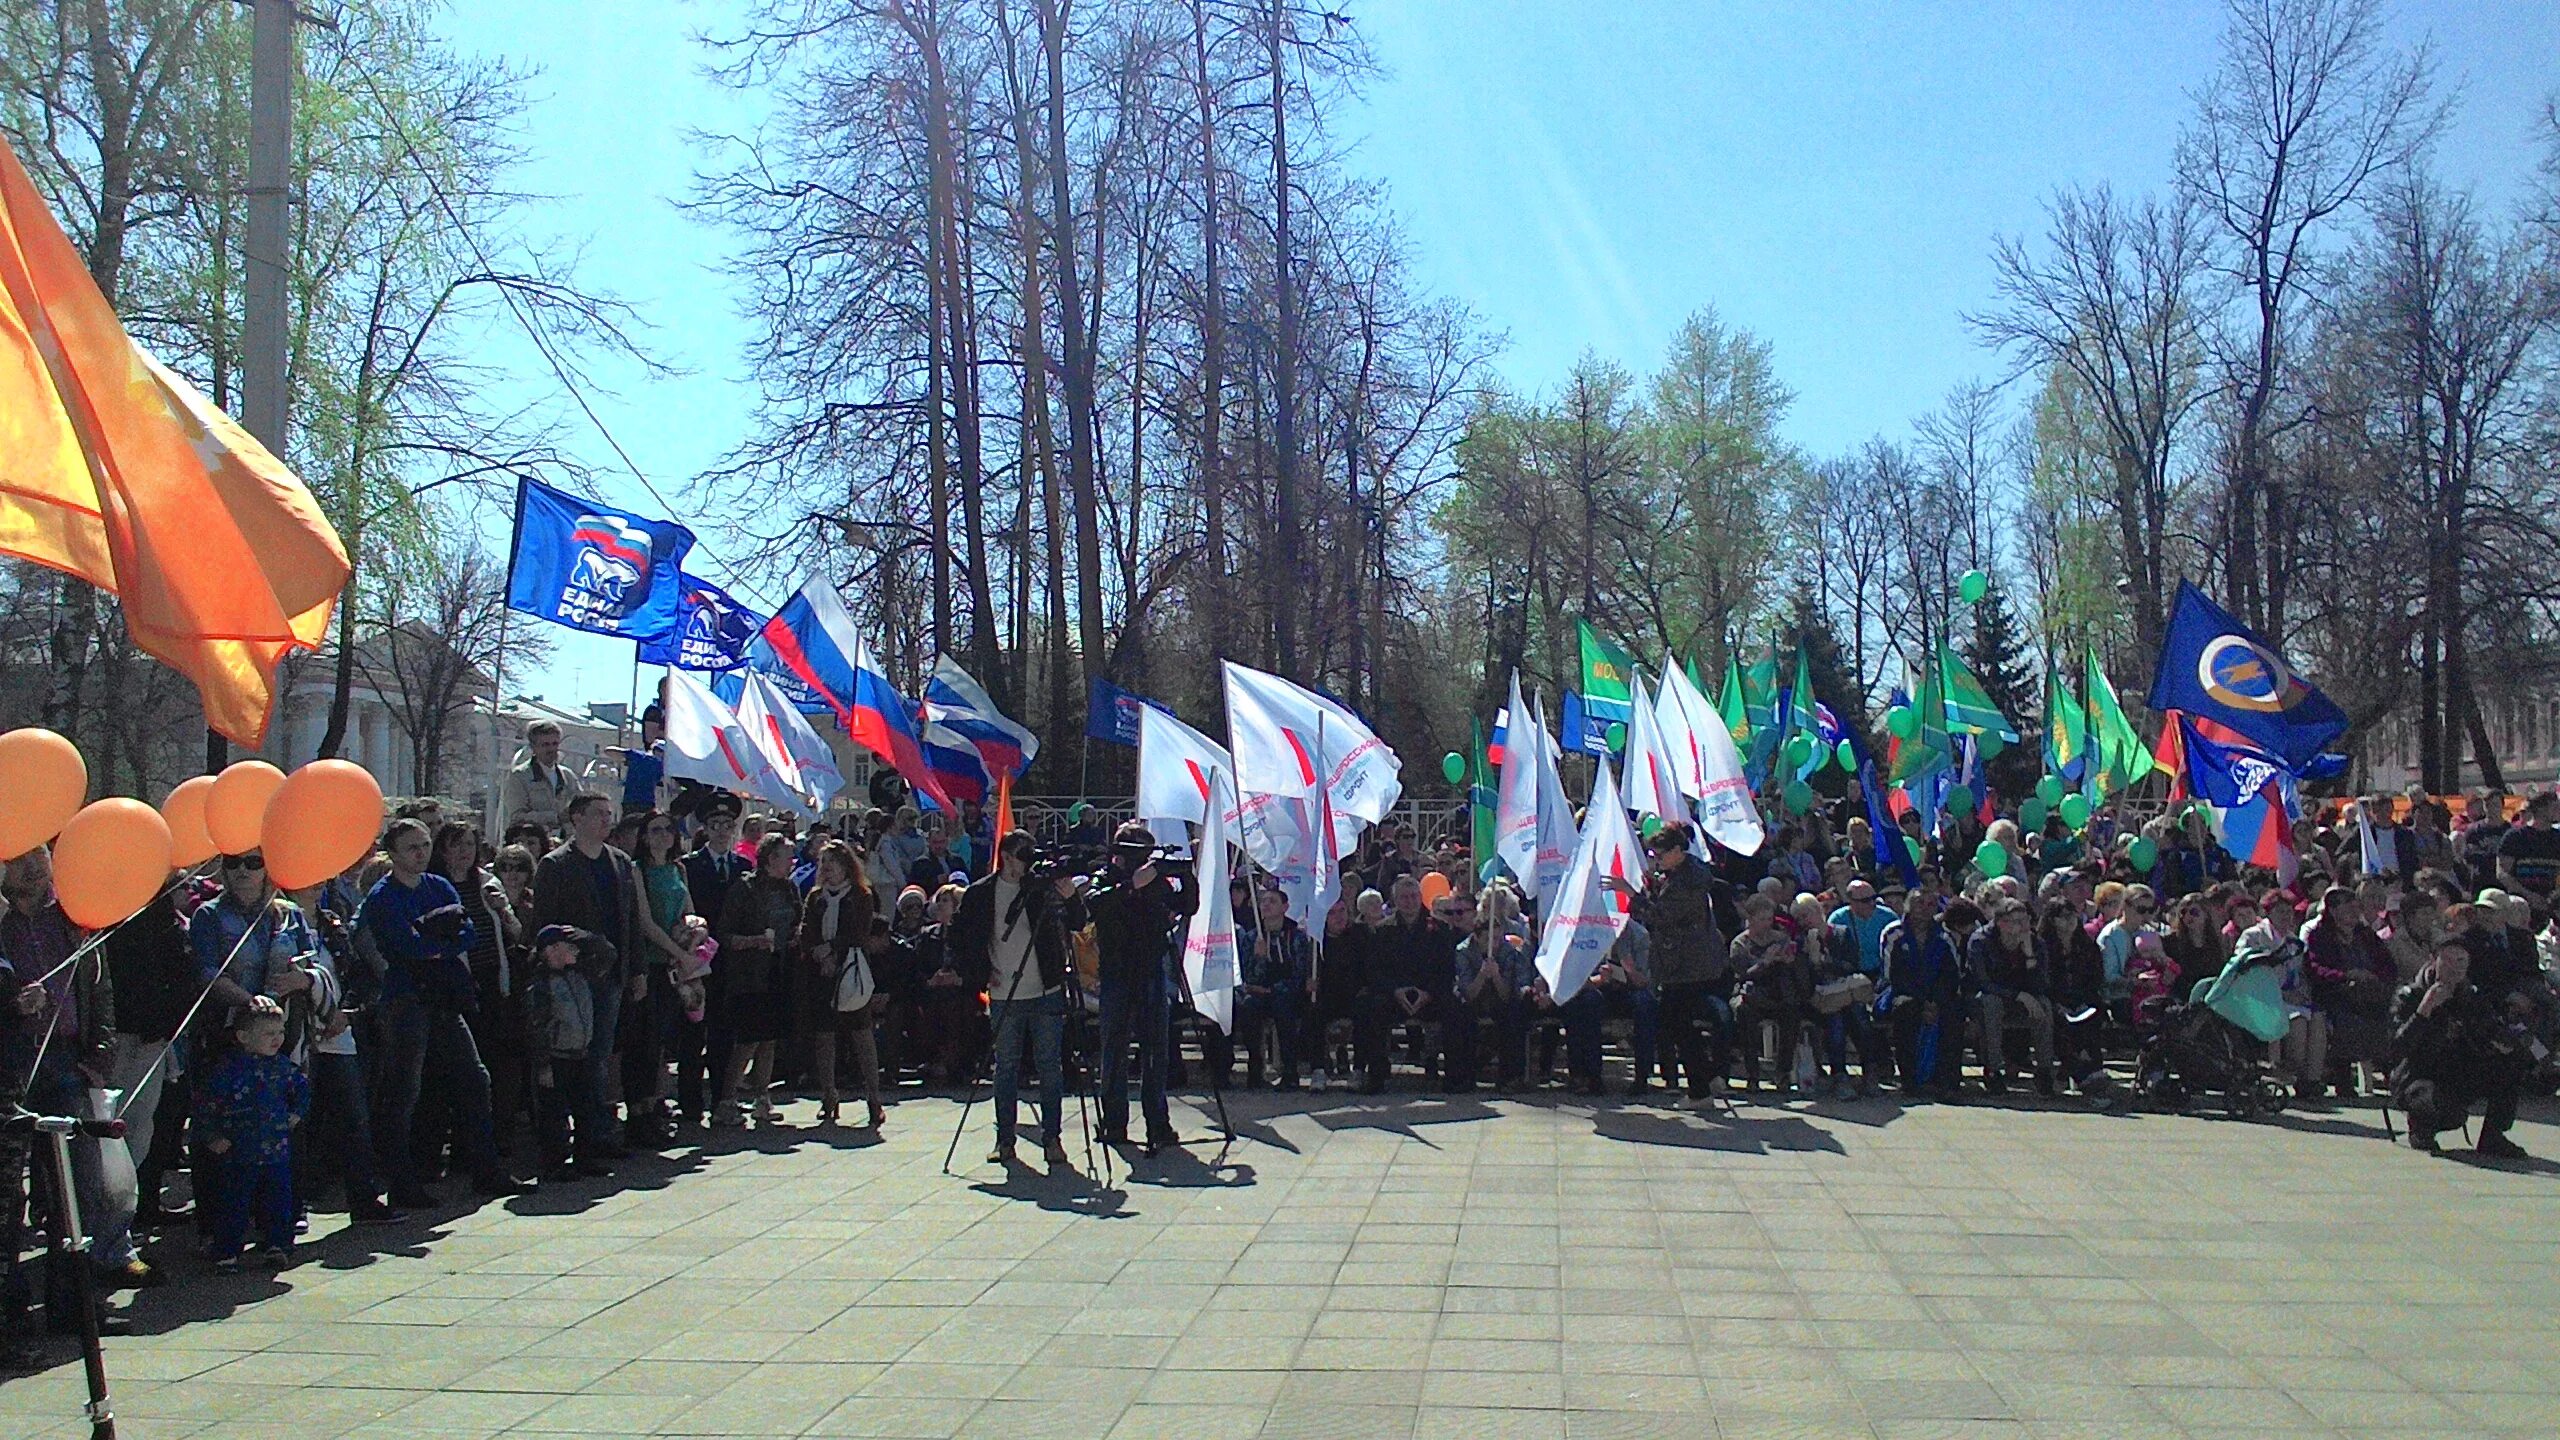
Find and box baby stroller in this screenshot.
[2136,999,2288,1118]
[2136,936,2294,1119]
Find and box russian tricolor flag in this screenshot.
[752,577,950,812]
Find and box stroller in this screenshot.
[2135,933,2294,1120]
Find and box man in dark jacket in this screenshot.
[2390,941,2530,1159]
[1618,822,1740,1102]
[951,831,1083,1168]
[104,888,196,1238]
[1883,893,1963,1098]
[1355,876,1460,1093]
[1086,823,1197,1153]
[533,794,650,1156]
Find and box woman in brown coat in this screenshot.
[795,841,883,1127]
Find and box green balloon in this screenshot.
[1835,739,1858,772]
[1441,751,1467,784]
[2060,794,2092,830]
[2019,798,2048,832]
[2128,836,2159,871]
[1904,834,1926,867]
[1605,722,1628,752]
[1977,730,2007,760]
[1782,780,1812,815]
[1886,706,1919,740]
[1958,569,1989,604]
[1944,784,1975,817]
[1974,839,2009,877]
[2035,775,2065,808]
[1069,801,1092,822]
[1640,815,1663,839]
[1784,734,1815,769]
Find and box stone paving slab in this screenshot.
[4,1087,2559,1438]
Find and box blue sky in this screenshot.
[435,0,2559,707]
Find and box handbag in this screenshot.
[1811,973,1875,1016]
[833,950,876,1012]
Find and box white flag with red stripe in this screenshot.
[1529,692,1576,913]
[1181,767,1240,1033]
[1622,671,1694,834]
[735,669,844,819]
[1137,706,1236,827]
[1655,660,1765,856]
[1534,757,1642,1004]
[662,668,801,815]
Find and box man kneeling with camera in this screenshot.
[2390,938,2533,1160]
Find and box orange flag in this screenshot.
[0,136,348,746]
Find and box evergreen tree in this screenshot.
[1963,583,2041,798]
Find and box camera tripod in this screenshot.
[941,951,1114,1187]
[7,1106,128,1439]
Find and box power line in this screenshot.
[327,37,782,616]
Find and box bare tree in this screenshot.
[2175,0,2441,635]
[1975,185,2211,658]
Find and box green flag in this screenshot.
[1937,643,2017,741]
[1717,654,1749,745]
[2086,651,2155,796]
[1891,654,1952,786]
[1743,645,1782,780]
[1578,619,1635,721]
[2045,667,2089,784]
[1683,653,1707,699]
[1787,645,1825,750]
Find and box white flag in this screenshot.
[1530,693,1577,914]
[1138,706,1235,826]
[1181,772,1239,1033]
[1222,660,1402,829]
[1493,671,1539,887]
[1657,660,1766,856]
[1622,672,1694,835]
[1534,757,1644,1005]
[1236,789,1337,932]
[735,670,844,819]
[662,670,797,815]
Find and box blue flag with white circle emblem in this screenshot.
[503,478,695,644]
[2144,580,2346,773]
[638,573,764,671]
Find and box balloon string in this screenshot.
[8,861,219,1100]
[13,861,217,994]
[109,915,266,1120]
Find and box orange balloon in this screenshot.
[162,776,219,868]
[1417,871,1453,909]
[52,798,174,929]
[0,727,89,861]
[205,760,287,856]
[262,760,385,891]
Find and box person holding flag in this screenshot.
[1603,820,1742,1103]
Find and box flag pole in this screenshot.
[484,604,513,836]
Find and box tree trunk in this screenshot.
[1037,0,1108,712]
[1189,0,1229,662]
[1263,0,1303,679]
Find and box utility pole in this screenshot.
[219,0,296,773]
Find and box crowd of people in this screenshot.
[2,709,2554,1367]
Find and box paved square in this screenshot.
[5,1090,2558,1438]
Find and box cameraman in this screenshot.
[1087,822,1198,1153]
[2390,940,2531,1159]
[952,831,1083,1169]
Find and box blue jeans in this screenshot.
[373,993,498,1191]
[989,991,1064,1149]
[209,1156,296,1259]
[583,974,624,1146]
[1098,973,1172,1142]
[1565,985,1658,1083]
[305,1050,381,1205]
